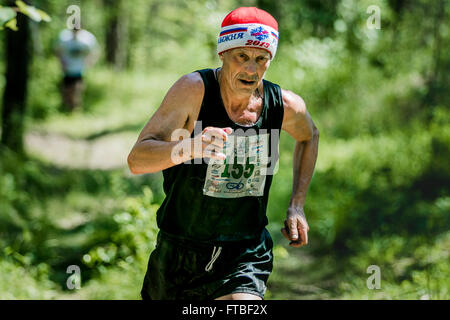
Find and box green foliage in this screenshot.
[0,7,16,28]
[16,1,51,23]
[69,261,146,299]
[0,0,448,299]
[82,187,159,272]
[278,119,450,253]
[0,145,161,296]
[338,232,450,299]
[0,258,58,299]
[0,1,50,31]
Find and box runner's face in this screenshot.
[220,48,271,93]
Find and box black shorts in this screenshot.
[63,74,83,86]
[141,228,274,300]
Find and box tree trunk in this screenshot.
[1,8,31,155]
[105,0,128,70]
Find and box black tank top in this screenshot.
[156,68,284,244]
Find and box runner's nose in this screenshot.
[244,61,258,76]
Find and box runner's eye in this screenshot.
[257,56,268,63]
[238,53,248,60]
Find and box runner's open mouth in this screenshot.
[239,79,256,85]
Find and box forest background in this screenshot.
[0,0,448,299]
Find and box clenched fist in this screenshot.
[281,206,309,248]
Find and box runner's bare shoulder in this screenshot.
[136,72,205,143]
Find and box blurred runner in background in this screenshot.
[54,27,99,112]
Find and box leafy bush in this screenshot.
[0,252,58,299]
[338,232,450,299]
[82,186,159,273]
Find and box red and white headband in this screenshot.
[217,7,279,60]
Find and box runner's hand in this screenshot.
[192,126,233,160]
[281,206,309,248]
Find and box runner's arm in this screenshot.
[127,73,204,174]
[127,73,232,174]
[281,89,319,247]
[281,89,319,208]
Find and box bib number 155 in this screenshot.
[221,157,255,179]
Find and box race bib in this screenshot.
[203,133,270,198]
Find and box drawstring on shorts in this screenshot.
[205,246,222,272]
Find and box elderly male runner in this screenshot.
[128,7,319,300]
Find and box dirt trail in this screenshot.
[25,130,136,170]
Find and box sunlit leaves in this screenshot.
[16,1,51,22]
[4,17,17,31]
[0,1,51,31]
[0,6,16,30]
